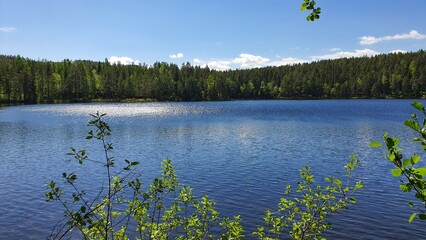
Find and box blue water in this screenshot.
[0,100,425,239]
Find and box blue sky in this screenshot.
[1,0,425,70]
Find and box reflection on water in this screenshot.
[26,102,218,118]
[0,100,425,239]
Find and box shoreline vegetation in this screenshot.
[1,50,425,104]
[0,96,416,108]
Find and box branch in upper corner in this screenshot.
[300,0,321,21]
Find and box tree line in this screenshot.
[1,50,426,104]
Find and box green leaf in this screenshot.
[409,212,417,223]
[70,174,77,180]
[411,155,421,165]
[369,141,382,148]
[385,137,399,149]
[403,158,411,167]
[354,181,364,190]
[419,213,426,220]
[300,3,307,11]
[415,167,426,176]
[392,168,402,177]
[411,102,424,111]
[400,183,412,192]
[404,119,420,132]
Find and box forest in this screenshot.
[0,50,425,104]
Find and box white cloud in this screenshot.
[109,56,140,65]
[194,48,384,71]
[195,53,271,71]
[359,36,377,45]
[270,57,307,66]
[329,48,341,52]
[233,53,270,68]
[389,49,407,54]
[359,30,426,45]
[310,49,379,61]
[0,27,16,32]
[206,60,232,71]
[169,53,184,59]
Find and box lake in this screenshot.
[0,100,425,239]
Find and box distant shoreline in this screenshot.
[1,96,422,108]
[2,51,426,104]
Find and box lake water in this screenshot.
[0,100,425,239]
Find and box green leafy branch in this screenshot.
[300,0,321,21]
[371,102,426,223]
[46,113,244,239]
[253,155,364,240]
[46,112,363,239]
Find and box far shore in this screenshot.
[1,96,424,107]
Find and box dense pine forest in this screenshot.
[0,50,425,104]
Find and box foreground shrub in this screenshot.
[46,112,362,239]
[254,155,363,240]
[371,101,426,223]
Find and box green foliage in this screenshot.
[47,113,363,239]
[45,112,244,239]
[300,0,321,21]
[253,155,363,240]
[2,50,426,103]
[371,101,426,223]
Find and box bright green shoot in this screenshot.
[371,101,426,223]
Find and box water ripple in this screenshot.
[0,100,424,239]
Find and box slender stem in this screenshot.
[150,192,158,240]
[402,169,426,203]
[101,130,113,239]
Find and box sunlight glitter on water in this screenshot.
[1,100,424,239]
[27,103,216,118]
